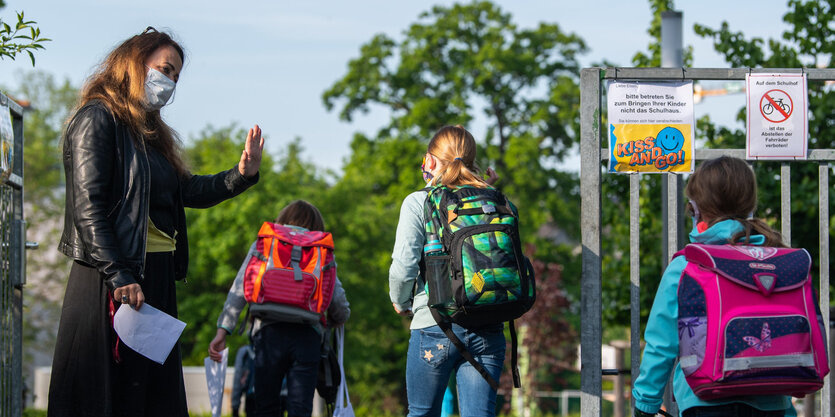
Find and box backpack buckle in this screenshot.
[482,205,496,214]
[291,246,303,281]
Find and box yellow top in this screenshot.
[146,218,177,253]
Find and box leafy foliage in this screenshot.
[694,0,834,297]
[631,0,693,68]
[1,70,77,400]
[319,133,427,412]
[16,1,831,415]
[178,127,330,364]
[499,256,577,414]
[599,0,691,328]
[0,9,50,65]
[3,71,76,209]
[323,1,587,411]
[323,1,586,167]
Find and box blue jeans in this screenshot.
[251,322,320,417]
[406,324,506,417]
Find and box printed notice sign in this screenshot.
[607,81,695,173]
[746,73,808,159]
[0,104,12,182]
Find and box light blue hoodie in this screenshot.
[632,219,796,416]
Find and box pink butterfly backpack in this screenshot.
[675,244,829,400]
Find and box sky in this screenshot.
[0,0,792,172]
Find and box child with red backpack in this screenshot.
[208,200,350,417]
[632,156,824,417]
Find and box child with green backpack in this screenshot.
[389,125,535,417]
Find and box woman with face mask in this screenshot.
[48,27,264,417]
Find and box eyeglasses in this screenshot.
[141,26,158,35]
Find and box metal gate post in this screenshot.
[580,67,603,417]
[1,92,25,417]
[581,68,835,417]
[819,163,830,417]
[661,13,684,413]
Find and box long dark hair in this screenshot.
[685,156,785,247]
[78,28,187,175]
[276,200,325,232]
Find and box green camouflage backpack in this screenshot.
[422,185,536,389]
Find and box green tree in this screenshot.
[1,70,77,398]
[319,133,426,414]
[0,4,49,65]
[323,1,587,412]
[3,71,76,209]
[694,0,834,296]
[599,0,701,328]
[177,126,331,365]
[631,0,693,67]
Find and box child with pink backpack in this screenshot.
[633,156,828,417]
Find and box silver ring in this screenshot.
[121,295,128,303]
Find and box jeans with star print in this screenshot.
[406,323,505,417]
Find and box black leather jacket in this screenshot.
[59,102,258,290]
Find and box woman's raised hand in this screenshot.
[238,124,264,178]
[484,167,499,185]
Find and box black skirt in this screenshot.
[47,252,188,417]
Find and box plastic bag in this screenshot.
[333,325,354,417]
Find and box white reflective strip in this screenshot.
[723,353,815,371]
[680,355,698,368]
[267,238,276,267]
[312,247,322,278]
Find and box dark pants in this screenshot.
[683,403,785,417]
[252,322,321,417]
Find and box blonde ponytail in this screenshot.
[428,126,489,188]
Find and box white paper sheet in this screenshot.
[204,349,228,417]
[113,303,186,364]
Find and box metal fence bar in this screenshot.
[11,97,23,417]
[581,67,834,417]
[819,163,831,417]
[1,92,24,417]
[664,174,684,262]
[781,164,792,246]
[629,174,640,413]
[601,148,835,161]
[662,174,682,416]
[600,67,835,81]
[580,67,603,417]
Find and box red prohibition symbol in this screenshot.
[759,89,793,123]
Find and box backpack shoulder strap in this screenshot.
[509,320,521,388]
[430,308,501,391]
[425,186,462,248]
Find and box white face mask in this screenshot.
[144,67,176,110]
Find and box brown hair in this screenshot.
[685,156,785,247]
[427,125,488,188]
[276,200,325,232]
[78,28,187,175]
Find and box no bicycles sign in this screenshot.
[746,73,808,159]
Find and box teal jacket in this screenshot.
[632,219,796,416]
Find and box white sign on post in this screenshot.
[606,81,695,173]
[746,73,808,159]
